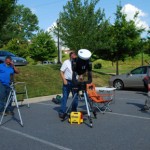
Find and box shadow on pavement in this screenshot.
[122,87,147,92]
[126,102,144,109]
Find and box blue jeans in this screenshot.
[59,80,78,114]
[0,82,13,112]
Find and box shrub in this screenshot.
[94,63,102,69]
[26,56,37,65]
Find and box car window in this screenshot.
[131,67,147,75]
[0,51,6,56]
[147,67,150,76]
[143,67,147,74]
[5,51,15,56]
[0,51,15,57]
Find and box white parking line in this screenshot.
[107,112,150,120]
[37,102,57,107]
[119,98,144,101]
[37,102,150,120]
[1,126,72,150]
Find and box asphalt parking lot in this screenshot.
[0,90,150,150]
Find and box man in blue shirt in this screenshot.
[0,56,19,115]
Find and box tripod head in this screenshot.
[72,49,92,91]
[10,74,15,89]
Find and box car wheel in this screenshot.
[113,80,124,90]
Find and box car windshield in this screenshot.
[0,51,16,57]
[6,52,16,57]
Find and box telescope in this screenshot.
[62,49,96,128]
[72,49,92,90]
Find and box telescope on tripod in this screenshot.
[0,81,23,127]
[62,49,97,128]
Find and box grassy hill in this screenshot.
[14,65,110,98]
[93,53,150,74]
[14,53,150,98]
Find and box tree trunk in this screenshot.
[116,60,119,75]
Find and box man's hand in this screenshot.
[60,71,68,85]
[63,79,68,85]
[10,61,19,74]
[10,61,14,68]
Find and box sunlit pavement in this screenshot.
[0,90,150,150]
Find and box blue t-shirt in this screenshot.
[0,63,14,86]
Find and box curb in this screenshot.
[22,94,63,104]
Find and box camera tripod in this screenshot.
[62,87,97,128]
[0,83,23,127]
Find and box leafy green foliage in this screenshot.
[0,0,16,30]
[94,62,102,69]
[54,0,106,52]
[0,4,39,47]
[113,5,144,59]
[144,30,150,56]
[98,5,144,61]
[95,4,144,74]
[3,38,29,57]
[29,30,57,61]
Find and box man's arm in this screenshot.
[13,66,19,74]
[10,61,19,74]
[60,71,67,85]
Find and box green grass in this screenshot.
[93,53,150,74]
[14,64,110,98]
[15,65,62,98]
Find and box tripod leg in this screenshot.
[62,93,78,120]
[83,92,93,128]
[25,85,30,108]
[0,90,12,125]
[13,90,24,126]
[86,95,97,118]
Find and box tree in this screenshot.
[93,20,115,61]
[0,0,16,30]
[54,0,106,52]
[29,30,57,61]
[0,4,39,48]
[95,4,144,75]
[4,38,29,57]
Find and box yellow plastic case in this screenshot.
[69,112,83,124]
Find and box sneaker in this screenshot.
[59,113,65,119]
[141,105,149,111]
[5,111,14,115]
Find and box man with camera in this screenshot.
[0,56,19,115]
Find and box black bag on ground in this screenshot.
[52,95,61,104]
